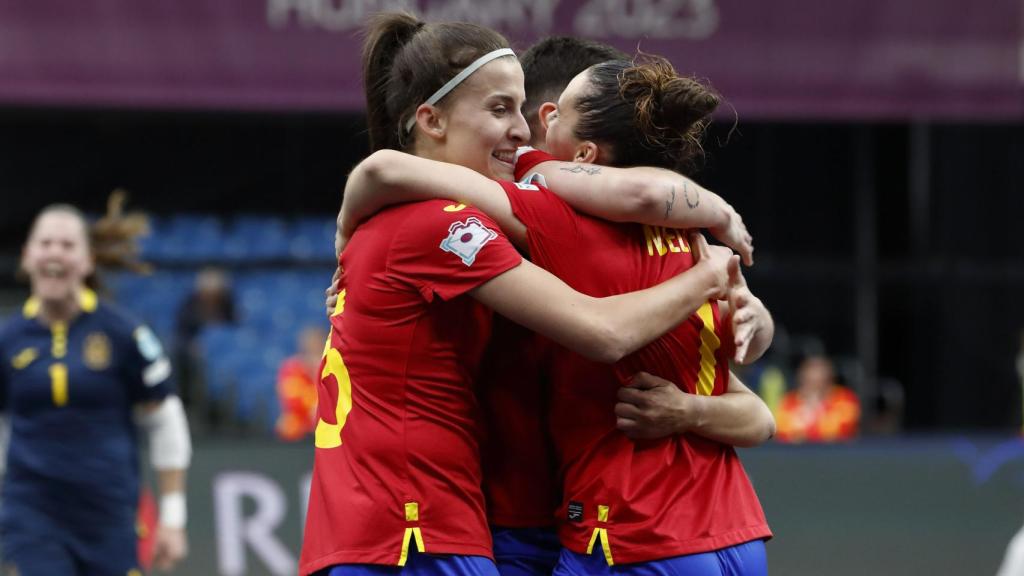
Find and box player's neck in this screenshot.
[37,294,82,325]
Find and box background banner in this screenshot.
[177,438,1023,575]
[1,0,1021,118]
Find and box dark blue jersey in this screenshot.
[0,288,173,526]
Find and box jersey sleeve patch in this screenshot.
[134,326,164,362]
[134,326,171,387]
[439,216,499,267]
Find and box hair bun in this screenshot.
[659,76,719,133]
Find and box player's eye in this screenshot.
[492,106,508,116]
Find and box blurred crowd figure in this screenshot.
[774,355,861,443]
[175,267,236,345]
[174,267,236,407]
[275,325,325,441]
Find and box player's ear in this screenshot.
[414,104,447,141]
[538,102,557,133]
[573,141,600,164]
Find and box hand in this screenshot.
[729,286,768,365]
[708,202,754,266]
[615,372,695,440]
[151,525,188,572]
[325,267,341,317]
[726,266,769,364]
[689,231,740,301]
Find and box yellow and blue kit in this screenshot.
[0,288,173,575]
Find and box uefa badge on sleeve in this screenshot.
[440,217,498,266]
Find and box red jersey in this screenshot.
[478,316,558,528]
[275,357,318,441]
[505,155,771,563]
[299,200,522,574]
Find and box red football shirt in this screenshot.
[477,316,558,528]
[502,161,771,563]
[299,200,522,574]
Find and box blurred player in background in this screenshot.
[275,325,326,442]
[0,195,191,575]
[775,354,860,443]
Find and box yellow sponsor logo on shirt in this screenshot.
[11,348,37,370]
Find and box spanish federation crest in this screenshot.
[84,332,112,370]
[440,217,498,266]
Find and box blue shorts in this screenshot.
[316,548,499,576]
[553,539,768,576]
[1,503,140,576]
[491,526,560,576]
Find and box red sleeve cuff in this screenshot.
[513,147,557,181]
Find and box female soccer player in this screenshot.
[300,13,737,576]
[336,54,775,575]
[0,198,191,575]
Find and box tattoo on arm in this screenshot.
[559,164,602,176]
[664,185,677,219]
[683,182,700,209]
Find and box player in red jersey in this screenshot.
[335,53,776,575]
[301,15,740,576]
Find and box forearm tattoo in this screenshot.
[683,182,700,209]
[559,164,602,176]
[664,185,677,219]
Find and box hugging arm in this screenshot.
[470,234,736,364]
[338,150,528,253]
[615,371,776,446]
[522,159,753,265]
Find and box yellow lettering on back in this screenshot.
[643,225,667,256]
[665,229,681,253]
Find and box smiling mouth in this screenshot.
[41,261,68,279]
[492,151,515,165]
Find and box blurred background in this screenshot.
[0,1,1021,574]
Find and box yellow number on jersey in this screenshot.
[315,290,353,449]
[49,363,68,406]
[695,303,721,396]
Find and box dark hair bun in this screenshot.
[659,76,720,133]
[615,55,720,172]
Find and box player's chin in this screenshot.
[489,156,515,181]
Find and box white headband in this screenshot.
[403,48,516,133]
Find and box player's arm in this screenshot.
[338,149,528,254]
[615,371,776,446]
[517,152,753,265]
[471,233,737,364]
[136,396,191,571]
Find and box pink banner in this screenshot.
[0,0,1021,119]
